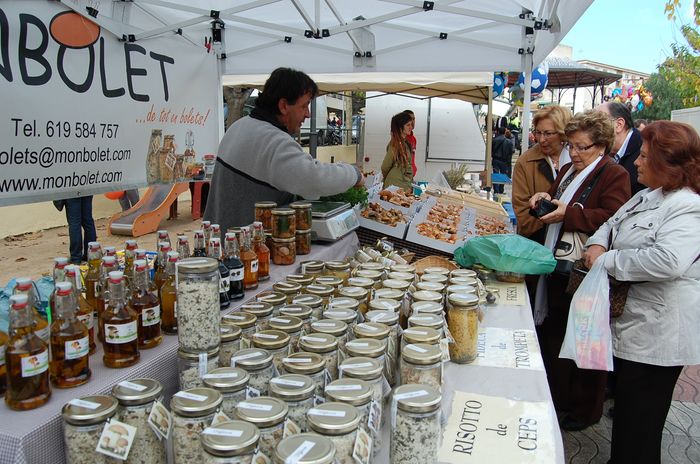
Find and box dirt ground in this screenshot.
[0,199,201,285]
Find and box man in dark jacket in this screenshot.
[491,127,514,193]
[597,102,644,194]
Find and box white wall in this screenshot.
[671,107,700,133]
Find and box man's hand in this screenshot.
[539,199,566,224]
[583,245,607,269]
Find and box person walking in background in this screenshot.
[633,118,648,131]
[118,189,140,211]
[597,102,644,195]
[582,121,700,463]
[403,109,417,176]
[381,112,414,193]
[491,127,514,194]
[64,196,97,264]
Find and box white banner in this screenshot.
[0,2,221,206]
[474,328,544,371]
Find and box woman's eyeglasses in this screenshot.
[565,142,596,153]
[533,130,558,139]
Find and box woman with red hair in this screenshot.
[583,121,700,464]
[381,112,414,192]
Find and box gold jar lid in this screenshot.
[450,275,479,285]
[345,338,385,358]
[305,284,335,297]
[314,276,343,288]
[307,402,360,436]
[202,367,250,393]
[423,266,451,276]
[292,294,324,308]
[240,301,274,317]
[450,269,477,279]
[325,261,350,271]
[387,271,414,282]
[222,312,257,330]
[170,388,223,418]
[420,273,448,285]
[322,308,357,325]
[382,278,411,291]
[235,397,288,428]
[301,260,325,273]
[270,374,315,401]
[311,319,348,337]
[273,281,303,295]
[358,262,385,272]
[230,348,273,369]
[402,327,441,345]
[282,352,326,374]
[279,304,313,320]
[410,301,443,315]
[448,292,479,309]
[221,324,242,343]
[347,277,374,289]
[251,330,291,350]
[271,207,295,216]
[391,264,416,274]
[286,274,315,285]
[408,313,444,330]
[201,420,260,458]
[412,290,442,303]
[176,257,218,275]
[273,433,336,464]
[178,347,220,361]
[328,297,360,311]
[325,379,372,406]
[446,284,477,295]
[365,310,398,326]
[402,343,442,365]
[112,379,163,406]
[256,292,287,307]
[255,201,277,209]
[394,384,441,414]
[299,333,338,353]
[368,299,401,312]
[339,356,383,380]
[415,281,445,293]
[62,395,118,426]
[269,315,303,333]
[353,322,390,340]
[338,287,369,301]
[272,236,296,244]
[355,269,383,281]
[373,288,404,301]
[289,201,312,210]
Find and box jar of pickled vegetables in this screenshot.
[289,201,313,231]
[255,201,277,232]
[295,230,312,256]
[271,238,296,265]
[271,208,296,239]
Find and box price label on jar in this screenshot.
[302,336,326,343]
[64,336,90,360]
[231,351,262,366]
[203,427,243,438]
[406,344,428,353]
[238,402,273,412]
[270,317,291,324]
[69,398,102,410]
[104,321,138,344]
[203,372,239,379]
[174,391,208,402]
[271,377,305,387]
[346,342,369,347]
[308,408,346,417]
[141,305,161,327]
[340,362,373,370]
[21,349,48,377]
[230,268,244,282]
[198,353,208,377]
[283,357,312,363]
[224,314,247,321]
[118,381,148,392]
[254,333,279,340]
[326,384,362,391]
[287,440,315,462]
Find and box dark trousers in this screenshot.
[65,196,97,264]
[118,189,140,211]
[492,159,511,194]
[609,357,682,464]
[537,273,607,423]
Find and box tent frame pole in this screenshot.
[485,87,493,189]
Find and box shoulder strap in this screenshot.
[577,162,608,206]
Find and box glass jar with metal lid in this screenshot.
[256,292,287,315]
[415,281,446,296]
[279,304,313,332]
[325,378,373,431]
[230,348,274,396]
[307,402,360,464]
[352,323,393,385]
[374,288,404,303]
[240,301,274,331]
[400,343,442,390]
[408,313,445,337]
[255,201,277,232]
[446,293,480,364]
[271,237,296,265]
[269,315,303,352]
[171,388,223,463]
[273,433,336,464]
[401,327,441,351]
[423,266,450,276]
[353,322,390,344]
[234,397,288,458]
[420,273,449,287]
[365,311,399,367]
[286,273,314,287]
[220,324,242,367]
[282,352,326,398]
[323,261,351,284]
[295,229,312,256]
[369,298,401,314]
[62,395,119,464]
[300,260,325,276]
[178,347,221,390]
[346,276,374,299]
[292,294,324,320]
[339,357,385,405]
[391,264,416,274]
[289,201,313,230]
[344,338,386,361]
[387,271,415,283]
[314,276,344,296]
[251,330,291,375]
[322,308,358,333]
[304,284,334,309]
[450,268,477,279]
[358,262,386,274]
[381,278,411,294]
[272,282,302,304]
[200,420,259,464]
[222,312,257,349]
[391,384,442,464]
[354,269,384,289]
[337,286,369,315]
[176,257,221,353]
[271,208,296,238]
[203,367,249,417]
[410,301,443,318]
[446,284,477,296]
[112,379,166,464]
[311,319,349,353]
[299,333,339,380]
[412,290,443,305]
[270,374,315,432]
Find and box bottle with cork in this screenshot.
[101,271,140,368]
[50,281,91,388]
[64,265,96,355]
[223,233,245,301]
[130,259,163,349]
[252,222,271,281]
[240,226,259,290]
[12,278,50,346]
[160,251,179,334]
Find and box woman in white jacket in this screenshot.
[583,121,700,464]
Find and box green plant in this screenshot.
[442,163,470,189]
[320,186,369,207]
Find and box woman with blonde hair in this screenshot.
[381,112,414,192]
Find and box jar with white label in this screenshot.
[292,294,324,320]
[234,397,288,458]
[391,264,416,274]
[410,301,443,317]
[307,402,360,464]
[344,278,374,304]
[339,357,385,405]
[178,348,220,390]
[279,304,313,333]
[300,260,325,276]
[171,388,223,464]
[251,330,290,374]
[408,314,445,337]
[415,281,446,295]
[176,258,221,353]
[343,340,388,400]
[257,291,287,315]
[387,271,414,284]
[272,282,302,305]
[203,367,249,417]
[304,284,334,309]
[400,327,441,351]
[368,298,401,315]
[351,323,393,385]
[322,308,357,337]
[282,352,326,398]
[312,276,343,297]
[311,319,348,354]
[323,261,351,284]
[357,261,386,275]
[381,279,411,295]
[273,433,336,464]
[62,395,119,464]
[200,420,259,464]
[269,315,303,352]
[400,344,442,390]
[337,287,369,316]
[286,273,315,287]
[222,312,257,350]
[327,297,360,316]
[446,293,480,364]
[299,333,339,381]
[423,266,450,276]
[365,312,399,377]
[373,288,404,303]
[240,302,274,331]
[391,384,441,464]
[420,273,449,287]
[270,374,315,432]
[219,325,242,367]
[112,378,166,464]
[230,348,274,396]
[354,269,384,289]
[446,284,477,297]
[325,378,380,457]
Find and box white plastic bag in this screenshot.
[559,257,614,371]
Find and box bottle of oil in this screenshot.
[208,238,230,310]
[13,278,50,346]
[48,257,69,315]
[134,248,148,264]
[50,281,91,388]
[160,251,179,334]
[95,256,118,343]
[84,242,103,312]
[130,259,163,349]
[252,222,271,281]
[123,239,139,291]
[241,226,259,290]
[202,221,212,254]
[103,246,117,259]
[5,294,51,410]
[153,241,171,291]
[223,233,245,301]
[64,265,96,355]
[152,230,170,270]
[193,230,207,257]
[0,328,8,396]
[177,235,191,259]
[101,271,140,368]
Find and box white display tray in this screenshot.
[371,185,423,216]
[404,197,469,254]
[358,215,408,240]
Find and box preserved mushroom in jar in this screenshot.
[271,238,296,265]
[390,384,441,464]
[271,208,296,239]
[289,201,313,231]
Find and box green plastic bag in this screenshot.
[454,234,556,275]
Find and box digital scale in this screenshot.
[309,201,360,242]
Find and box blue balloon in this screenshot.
[492,72,506,98]
[612,88,622,97]
[637,101,645,111]
[515,63,549,97]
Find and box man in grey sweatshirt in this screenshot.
[204,68,362,234]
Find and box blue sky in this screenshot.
[561,0,695,74]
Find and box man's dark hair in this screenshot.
[606,102,634,130]
[255,68,318,114]
[496,126,506,135]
